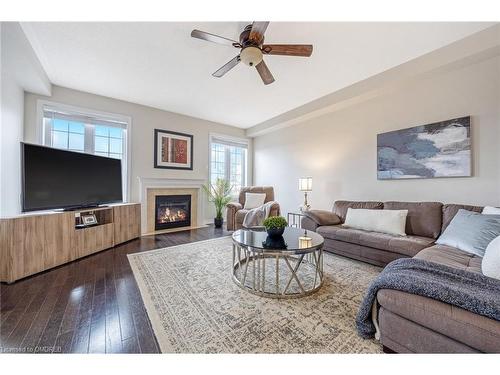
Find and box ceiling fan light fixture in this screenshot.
[191,22,313,84]
[240,46,263,67]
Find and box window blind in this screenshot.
[211,136,248,149]
[43,108,128,129]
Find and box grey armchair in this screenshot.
[226,186,280,231]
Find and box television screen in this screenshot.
[22,143,123,211]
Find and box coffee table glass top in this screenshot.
[232,227,324,251]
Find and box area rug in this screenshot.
[128,236,382,353]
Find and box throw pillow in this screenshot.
[482,236,500,280]
[483,206,500,215]
[343,208,408,236]
[436,209,500,256]
[243,193,266,210]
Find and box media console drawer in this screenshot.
[75,223,115,258]
[113,204,141,244]
[0,203,141,283]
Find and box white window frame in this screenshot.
[209,133,250,198]
[36,100,132,202]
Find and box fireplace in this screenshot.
[155,194,191,231]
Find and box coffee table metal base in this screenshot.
[232,243,324,299]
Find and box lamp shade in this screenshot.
[298,177,312,191]
[240,46,263,66]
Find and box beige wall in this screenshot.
[253,56,500,215]
[1,22,51,217]
[24,85,250,219]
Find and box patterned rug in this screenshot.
[128,236,383,353]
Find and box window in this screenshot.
[50,118,85,152]
[210,136,248,196]
[41,104,130,200]
[94,125,124,159]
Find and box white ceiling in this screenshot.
[22,22,493,128]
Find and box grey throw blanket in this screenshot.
[242,201,277,228]
[356,258,500,339]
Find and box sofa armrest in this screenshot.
[303,209,341,226]
[301,216,320,232]
[301,209,341,231]
[269,201,281,217]
[226,202,243,231]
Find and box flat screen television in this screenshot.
[22,143,123,212]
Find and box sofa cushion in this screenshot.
[377,289,500,353]
[442,203,483,231]
[333,201,383,223]
[316,226,434,257]
[324,238,407,267]
[384,201,443,239]
[414,244,482,273]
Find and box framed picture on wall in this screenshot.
[377,116,471,180]
[154,129,193,170]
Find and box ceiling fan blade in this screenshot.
[255,60,275,85]
[249,21,269,45]
[212,55,241,77]
[262,44,313,57]
[191,29,239,47]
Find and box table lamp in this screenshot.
[298,177,312,212]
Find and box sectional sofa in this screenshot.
[301,200,500,353]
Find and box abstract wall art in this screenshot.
[154,129,193,170]
[377,116,471,180]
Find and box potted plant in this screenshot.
[202,178,233,228]
[263,216,288,238]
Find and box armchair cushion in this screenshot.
[303,210,341,226]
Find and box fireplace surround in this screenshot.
[141,180,203,234]
[155,194,191,231]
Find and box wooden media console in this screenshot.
[0,203,141,283]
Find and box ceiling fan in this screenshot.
[191,22,313,85]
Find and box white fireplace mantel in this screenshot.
[138,177,207,234]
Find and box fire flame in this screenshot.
[157,207,188,223]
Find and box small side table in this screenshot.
[287,212,306,229]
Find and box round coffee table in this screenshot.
[231,227,324,299]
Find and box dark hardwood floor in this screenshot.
[0,225,230,353]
